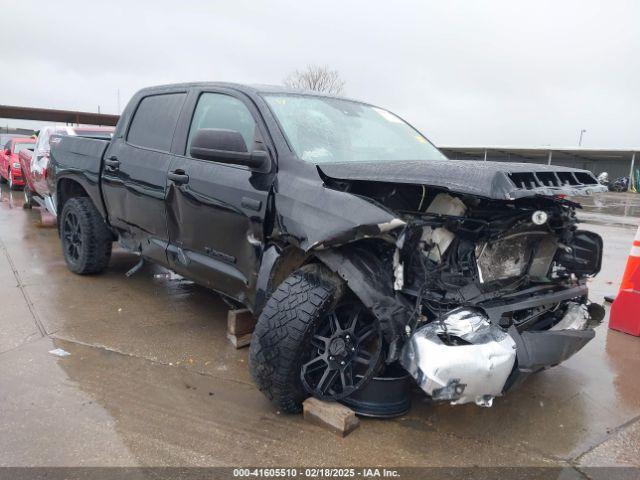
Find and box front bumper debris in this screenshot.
[400,309,517,407]
[400,303,596,407]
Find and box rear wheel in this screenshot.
[249,264,383,413]
[60,197,112,274]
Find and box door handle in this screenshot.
[168,170,189,185]
[104,156,120,169]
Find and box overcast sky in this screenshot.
[1,0,638,147]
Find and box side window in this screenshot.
[127,93,186,152]
[186,93,257,156]
[35,130,50,155]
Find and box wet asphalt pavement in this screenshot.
[0,185,639,469]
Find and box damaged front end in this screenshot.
[400,303,600,407]
[312,170,604,407]
[400,308,516,407]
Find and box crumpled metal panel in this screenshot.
[316,247,413,361]
[317,160,607,200]
[400,309,516,407]
[550,302,590,331]
[273,170,406,252]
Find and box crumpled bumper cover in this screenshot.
[399,310,516,407]
[502,326,595,392]
[400,307,595,407]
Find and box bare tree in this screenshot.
[283,65,345,95]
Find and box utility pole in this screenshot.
[629,152,636,188]
[578,129,587,146]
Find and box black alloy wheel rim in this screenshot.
[63,211,82,262]
[300,302,382,401]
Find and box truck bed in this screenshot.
[49,135,112,217]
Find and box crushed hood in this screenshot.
[317,160,607,200]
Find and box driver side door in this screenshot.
[165,90,273,306]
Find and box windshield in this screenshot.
[13,142,34,154]
[264,94,446,163]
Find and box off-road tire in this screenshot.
[60,197,112,274]
[249,264,346,413]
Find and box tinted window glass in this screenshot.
[128,93,186,152]
[186,93,256,155]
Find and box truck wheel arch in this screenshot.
[56,178,114,241]
[256,239,411,361]
[313,242,413,362]
[255,244,310,315]
[57,178,90,214]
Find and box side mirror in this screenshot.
[189,128,268,170]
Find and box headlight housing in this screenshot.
[12,162,21,169]
[475,236,532,283]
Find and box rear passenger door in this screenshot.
[102,91,187,265]
[165,89,273,305]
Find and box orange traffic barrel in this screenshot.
[609,225,640,336]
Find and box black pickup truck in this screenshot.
[49,82,607,413]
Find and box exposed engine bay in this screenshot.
[318,178,604,407]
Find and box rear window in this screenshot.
[127,93,186,152]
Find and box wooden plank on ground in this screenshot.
[303,397,360,437]
[227,309,256,335]
[226,332,252,349]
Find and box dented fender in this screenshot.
[271,170,405,252]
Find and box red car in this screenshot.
[0,137,36,190]
[21,126,114,211]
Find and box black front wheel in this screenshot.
[249,264,383,413]
[60,197,113,274]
